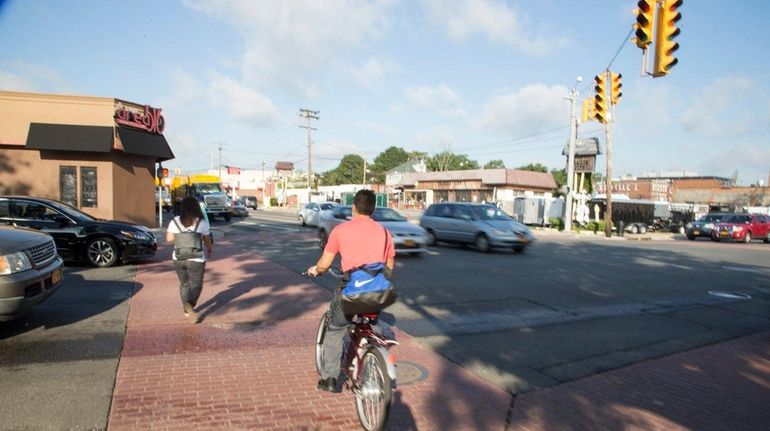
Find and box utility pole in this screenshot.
[299,108,319,203]
[564,76,582,232]
[363,158,367,187]
[218,144,223,179]
[604,118,614,238]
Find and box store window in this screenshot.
[81,167,97,207]
[60,166,77,207]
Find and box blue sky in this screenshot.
[1,0,769,185]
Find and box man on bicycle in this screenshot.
[307,189,395,392]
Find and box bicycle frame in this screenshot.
[342,315,399,392]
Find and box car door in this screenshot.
[754,215,769,238]
[307,203,320,226]
[423,204,452,241]
[10,199,81,260]
[449,204,476,243]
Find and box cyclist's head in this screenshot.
[353,189,376,216]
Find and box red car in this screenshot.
[711,213,770,243]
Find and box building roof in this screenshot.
[275,161,294,171]
[385,158,426,175]
[397,168,556,189]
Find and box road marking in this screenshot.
[721,266,763,273]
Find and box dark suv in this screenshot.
[0,224,64,321]
[0,196,156,267]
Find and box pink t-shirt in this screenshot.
[324,216,395,272]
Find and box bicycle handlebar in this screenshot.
[303,266,344,279]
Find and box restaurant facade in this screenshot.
[0,91,174,226]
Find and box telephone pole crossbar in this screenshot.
[299,108,320,203]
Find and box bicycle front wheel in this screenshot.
[315,311,329,376]
[355,347,393,431]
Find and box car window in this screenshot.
[15,202,60,221]
[437,204,452,218]
[372,208,406,222]
[757,215,766,223]
[470,205,513,221]
[452,205,472,219]
[0,201,9,218]
[319,203,336,210]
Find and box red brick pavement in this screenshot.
[110,236,770,430]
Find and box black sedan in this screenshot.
[685,213,728,240]
[0,196,157,267]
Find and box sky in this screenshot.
[1,0,769,185]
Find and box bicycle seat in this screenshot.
[359,312,379,319]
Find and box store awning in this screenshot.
[26,123,114,152]
[116,127,175,162]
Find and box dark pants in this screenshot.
[173,260,206,308]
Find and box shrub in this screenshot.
[269,197,279,207]
[549,217,564,231]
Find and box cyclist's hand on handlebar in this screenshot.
[306,265,320,277]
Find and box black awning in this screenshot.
[116,127,175,162]
[26,123,114,152]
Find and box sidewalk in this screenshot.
[109,235,769,430]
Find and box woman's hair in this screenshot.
[180,197,204,227]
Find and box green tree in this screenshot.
[427,151,479,171]
[550,167,567,197]
[322,154,366,185]
[371,146,410,183]
[517,163,549,173]
[483,159,506,169]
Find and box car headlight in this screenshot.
[0,251,32,275]
[704,223,713,229]
[121,230,150,241]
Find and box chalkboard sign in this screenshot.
[81,167,97,207]
[60,166,77,207]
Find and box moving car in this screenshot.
[685,213,727,240]
[299,201,338,227]
[420,202,533,253]
[317,206,428,255]
[711,213,770,243]
[240,195,258,210]
[0,196,157,267]
[0,224,64,321]
[228,198,249,217]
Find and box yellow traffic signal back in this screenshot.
[653,0,682,77]
[610,72,622,105]
[581,99,595,123]
[593,74,608,124]
[633,0,655,49]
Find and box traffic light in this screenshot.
[581,99,595,123]
[593,73,608,124]
[157,166,169,178]
[653,0,682,77]
[610,72,622,105]
[632,0,655,49]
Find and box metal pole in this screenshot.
[564,78,580,232]
[604,118,614,237]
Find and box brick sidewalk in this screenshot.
[109,238,769,430]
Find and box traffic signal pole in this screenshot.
[604,100,614,238]
[564,83,580,232]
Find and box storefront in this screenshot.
[0,91,174,226]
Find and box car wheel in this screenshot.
[299,215,306,226]
[86,237,119,268]
[639,225,647,234]
[513,245,525,253]
[764,235,769,244]
[630,224,639,234]
[686,234,695,240]
[224,213,232,222]
[743,232,751,243]
[678,226,685,235]
[425,229,437,246]
[318,229,328,249]
[475,234,490,253]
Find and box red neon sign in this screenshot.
[114,105,165,134]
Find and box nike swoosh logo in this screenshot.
[354,279,374,288]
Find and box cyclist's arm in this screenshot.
[308,251,335,276]
[386,256,395,272]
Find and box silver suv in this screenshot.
[419,203,533,253]
[0,224,64,321]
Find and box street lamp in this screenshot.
[564,75,582,232]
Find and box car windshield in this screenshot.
[470,205,513,221]
[47,200,96,222]
[699,214,724,222]
[319,203,336,210]
[724,214,751,223]
[372,207,407,222]
[196,183,223,194]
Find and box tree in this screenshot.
[371,146,410,183]
[550,168,567,197]
[322,154,366,185]
[427,151,479,171]
[483,159,506,169]
[517,163,549,173]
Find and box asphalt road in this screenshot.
[226,210,770,393]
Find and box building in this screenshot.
[395,168,557,208]
[0,91,174,226]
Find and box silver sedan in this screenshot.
[318,206,428,255]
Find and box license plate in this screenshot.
[51,268,62,285]
[693,230,700,235]
[518,236,529,243]
[403,239,416,247]
[720,231,728,237]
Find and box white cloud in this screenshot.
[421,0,565,53]
[207,73,281,126]
[479,84,568,133]
[183,0,394,97]
[395,84,467,118]
[0,62,68,92]
[0,70,37,91]
[681,75,753,137]
[345,57,399,90]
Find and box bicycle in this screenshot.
[305,266,399,431]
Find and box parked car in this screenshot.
[0,196,157,267]
[711,213,770,243]
[0,224,64,321]
[318,206,428,255]
[685,213,727,240]
[228,198,249,217]
[299,202,338,227]
[420,202,534,253]
[240,195,258,210]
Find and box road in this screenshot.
[224,210,770,393]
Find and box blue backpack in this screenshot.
[338,228,397,315]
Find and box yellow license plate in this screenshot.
[693,230,700,235]
[720,231,728,237]
[403,239,416,247]
[51,269,62,285]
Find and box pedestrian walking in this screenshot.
[166,197,213,323]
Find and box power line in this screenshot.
[606,28,634,71]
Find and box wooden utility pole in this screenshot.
[299,108,319,202]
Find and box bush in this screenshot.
[549,217,564,231]
[269,197,279,207]
[586,220,606,233]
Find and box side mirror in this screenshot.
[345,214,352,220]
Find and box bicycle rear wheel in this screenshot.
[315,311,329,376]
[355,347,393,431]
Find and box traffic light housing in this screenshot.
[610,72,622,105]
[157,166,169,179]
[581,99,595,123]
[632,0,655,49]
[653,0,682,77]
[593,73,608,124]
